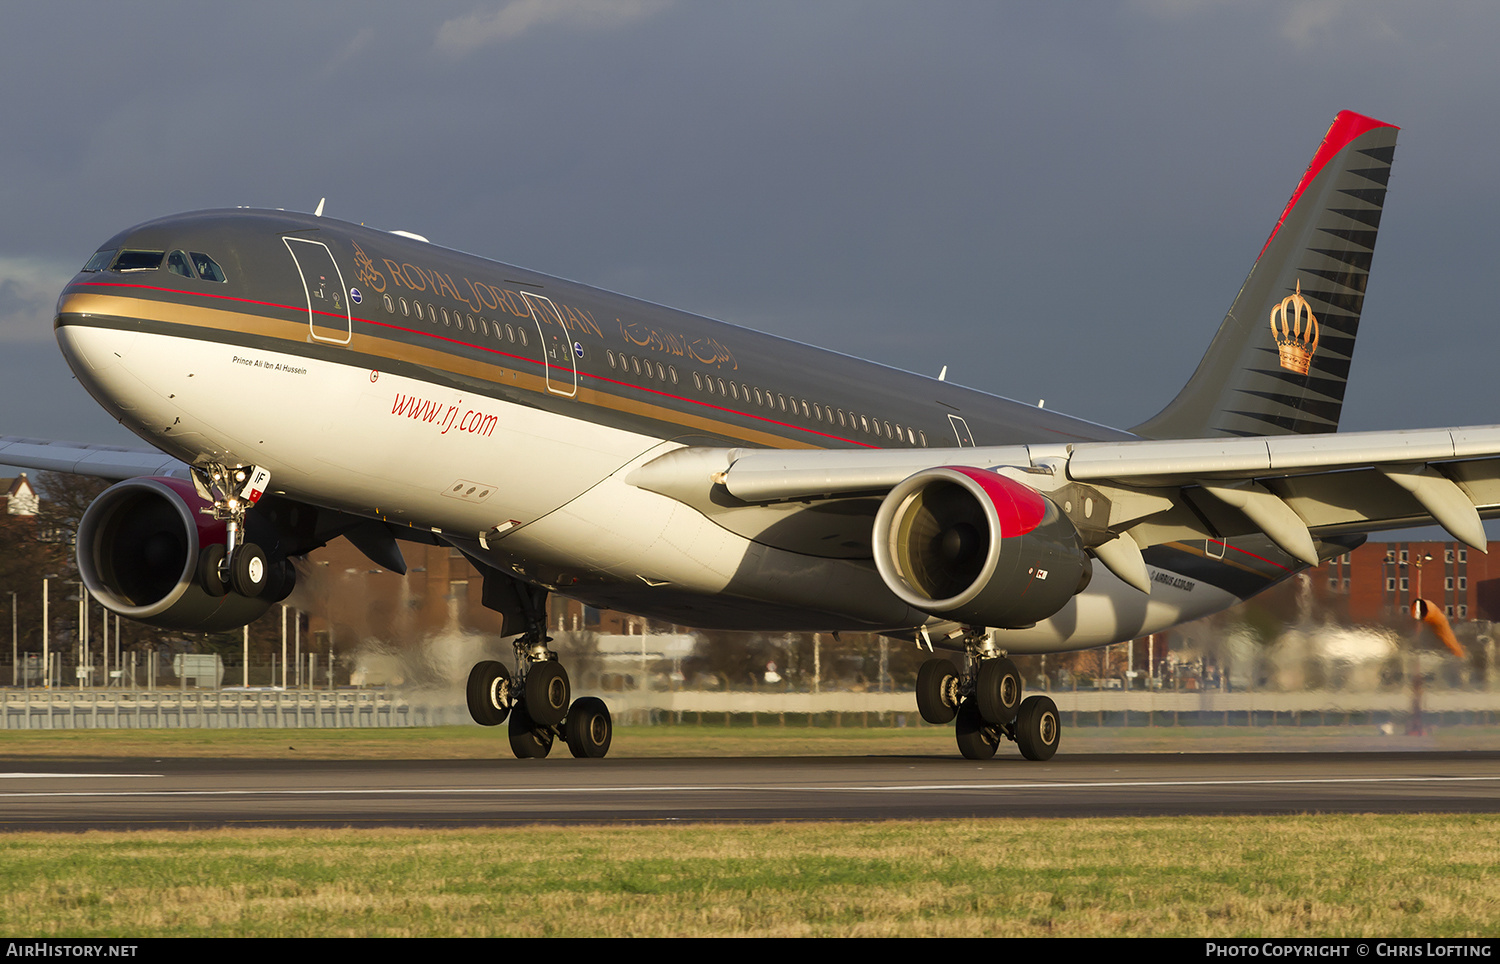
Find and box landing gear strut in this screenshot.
[914,628,1061,762]
[191,462,292,602]
[464,591,613,759]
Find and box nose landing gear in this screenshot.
[191,462,295,603]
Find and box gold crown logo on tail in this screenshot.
[1269,279,1319,374]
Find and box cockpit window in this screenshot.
[111,250,165,272]
[166,250,194,278]
[190,253,226,283]
[81,249,117,272]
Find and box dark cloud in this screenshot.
[2,0,1497,458]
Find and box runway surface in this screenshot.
[2,751,1498,830]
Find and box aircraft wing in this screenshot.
[12,424,1500,598]
[0,436,188,480]
[629,426,1500,593]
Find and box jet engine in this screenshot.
[872,466,1091,628]
[76,477,275,633]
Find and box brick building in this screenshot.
[1313,539,1500,625]
[301,539,679,655]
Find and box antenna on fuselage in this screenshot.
[937,365,947,381]
[314,197,326,217]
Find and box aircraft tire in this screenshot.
[975,656,1022,725]
[955,698,998,760]
[916,658,960,724]
[1015,695,1061,761]
[230,543,268,598]
[564,697,613,759]
[198,544,229,597]
[262,559,297,604]
[525,660,571,726]
[466,660,512,726]
[508,701,554,759]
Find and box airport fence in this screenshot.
[2,684,1497,730]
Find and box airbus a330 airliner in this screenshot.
[5,110,1497,761]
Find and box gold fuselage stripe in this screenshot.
[60,285,836,451]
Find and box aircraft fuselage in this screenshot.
[54,208,1270,650]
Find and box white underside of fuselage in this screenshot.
[59,324,1241,653]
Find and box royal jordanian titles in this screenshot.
[7,110,1499,761]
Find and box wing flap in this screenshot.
[1198,481,1319,565]
[1067,426,1500,482]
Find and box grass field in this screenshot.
[2,719,1499,759]
[2,725,1497,936]
[0,817,1497,937]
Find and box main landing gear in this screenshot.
[465,620,614,760]
[915,629,1060,761]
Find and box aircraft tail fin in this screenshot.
[1132,111,1400,439]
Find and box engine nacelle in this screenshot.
[76,477,272,633]
[872,466,1091,629]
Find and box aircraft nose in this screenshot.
[56,321,138,375]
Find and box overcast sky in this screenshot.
[3,1,1498,461]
